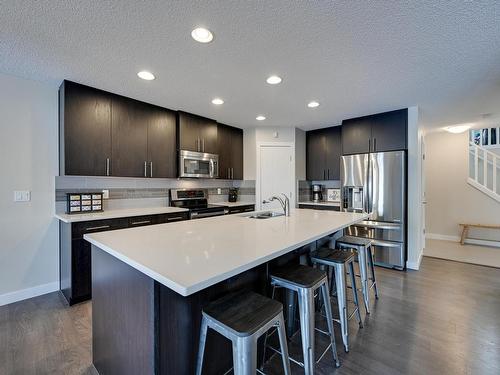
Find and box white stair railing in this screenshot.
[468,141,500,202]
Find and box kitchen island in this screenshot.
[85,209,367,375]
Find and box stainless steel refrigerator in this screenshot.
[341,151,406,270]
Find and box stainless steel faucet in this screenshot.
[263,193,290,216]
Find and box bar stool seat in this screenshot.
[196,290,291,375]
[336,235,372,247]
[312,248,355,264]
[203,291,283,337]
[271,264,327,288]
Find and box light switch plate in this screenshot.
[217,188,222,195]
[14,190,31,202]
[102,189,109,199]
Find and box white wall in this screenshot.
[0,73,59,305]
[406,106,425,270]
[425,129,500,241]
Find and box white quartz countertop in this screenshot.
[55,207,188,223]
[298,201,341,207]
[210,201,255,207]
[84,209,367,296]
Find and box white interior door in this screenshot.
[258,145,294,211]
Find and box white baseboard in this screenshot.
[426,232,500,248]
[0,281,59,307]
[426,233,461,242]
[406,250,423,270]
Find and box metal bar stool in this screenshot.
[336,235,379,314]
[263,264,340,374]
[310,248,363,352]
[196,291,291,375]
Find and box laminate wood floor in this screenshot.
[1,256,499,375]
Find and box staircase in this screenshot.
[468,142,500,203]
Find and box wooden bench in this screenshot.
[459,223,500,245]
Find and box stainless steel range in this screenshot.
[169,188,227,219]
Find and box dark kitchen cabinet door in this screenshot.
[231,127,243,179]
[370,109,407,152]
[324,126,342,180]
[177,112,218,153]
[217,124,243,179]
[111,96,149,177]
[306,129,326,180]
[148,107,177,178]
[341,116,372,155]
[61,81,112,176]
[71,238,92,300]
[217,124,232,179]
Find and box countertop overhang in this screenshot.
[55,206,189,223]
[84,209,368,296]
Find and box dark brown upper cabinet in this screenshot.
[177,111,218,154]
[370,109,407,152]
[341,109,407,155]
[60,81,112,176]
[217,124,243,179]
[111,96,149,177]
[59,80,177,178]
[147,107,177,178]
[111,97,177,178]
[306,126,341,180]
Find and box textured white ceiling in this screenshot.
[1,0,500,130]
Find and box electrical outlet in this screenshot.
[14,190,31,202]
[102,189,109,199]
[217,188,222,195]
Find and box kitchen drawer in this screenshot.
[227,205,255,215]
[154,212,189,224]
[346,221,404,242]
[72,218,128,239]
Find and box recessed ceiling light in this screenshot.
[256,115,266,121]
[266,75,282,85]
[444,124,473,133]
[211,98,224,105]
[137,71,155,80]
[308,101,320,108]
[191,27,214,43]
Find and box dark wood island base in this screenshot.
[91,245,303,375]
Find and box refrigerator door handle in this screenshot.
[364,155,370,213]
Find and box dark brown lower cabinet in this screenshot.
[59,212,189,305]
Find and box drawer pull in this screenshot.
[167,216,185,221]
[131,220,151,225]
[85,225,110,231]
[244,207,254,211]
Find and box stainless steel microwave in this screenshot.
[179,150,219,178]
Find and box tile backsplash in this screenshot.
[55,176,255,213]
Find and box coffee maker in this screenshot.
[312,184,323,202]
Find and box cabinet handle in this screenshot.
[131,220,151,225]
[373,138,376,152]
[327,169,330,180]
[85,225,110,231]
[368,139,371,152]
[150,161,153,178]
[106,158,110,176]
[202,139,205,152]
[231,168,234,179]
[167,216,185,221]
[196,138,200,152]
[144,161,147,177]
[227,168,230,179]
[323,169,326,180]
